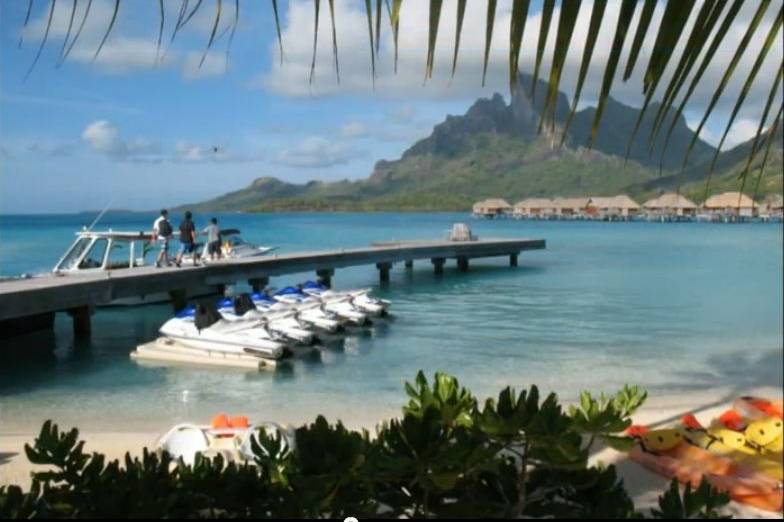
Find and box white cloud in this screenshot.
[82,120,161,160]
[339,121,369,138]
[275,136,360,168]
[182,51,228,80]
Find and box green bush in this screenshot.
[0,371,730,518]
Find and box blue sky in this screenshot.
[1,0,781,213]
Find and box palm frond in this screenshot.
[224,0,239,69]
[531,0,555,100]
[156,0,165,64]
[450,0,467,79]
[272,0,284,64]
[588,0,637,149]
[750,104,783,204]
[58,0,77,64]
[623,0,657,81]
[199,0,221,68]
[482,0,497,87]
[386,0,401,74]
[703,9,782,199]
[539,0,581,134]
[93,0,120,62]
[19,0,35,48]
[24,0,56,81]
[425,0,443,81]
[508,0,531,93]
[739,65,783,185]
[328,0,339,83]
[680,0,771,172]
[309,0,320,85]
[61,0,92,64]
[180,0,202,29]
[364,0,376,84]
[560,0,607,147]
[375,0,382,56]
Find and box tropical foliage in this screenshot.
[0,371,733,518]
[16,0,784,190]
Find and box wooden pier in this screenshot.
[0,237,544,338]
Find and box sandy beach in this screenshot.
[2,385,781,518]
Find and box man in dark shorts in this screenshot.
[203,217,221,261]
[175,211,198,267]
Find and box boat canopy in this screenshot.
[75,230,154,240]
[219,229,241,236]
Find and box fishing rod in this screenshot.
[87,199,114,231]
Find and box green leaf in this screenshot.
[198,0,220,68]
[58,0,77,64]
[23,0,56,81]
[531,0,555,100]
[539,0,581,134]
[739,64,782,184]
[309,0,320,85]
[450,0,467,79]
[375,0,382,56]
[61,0,93,65]
[272,0,284,64]
[425,0,443,80]
[387,0,401,73]
[750,105,783,204]
[18,0,34,48]
[364,0,376,85]
[651,478,730,518]
[508,0,531,93]
[622,0,657,81]
[93,0,120,62]
[482,0,497,87]
[588,0,637,149]
[560,0,607,146]
[328,0,339,83]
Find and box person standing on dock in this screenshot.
[153,209,173,268]
[203,217,221,261]
[175,211,198,267]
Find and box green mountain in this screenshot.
[188,76,781,212]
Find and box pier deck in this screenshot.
[0,237,544,336]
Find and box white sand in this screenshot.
[2,386,782,518]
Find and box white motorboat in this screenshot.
[251,292,345,333]
[216,295,319,346]
[273,287,371,326]
[157,304,287,360]
[300,281,390,317]
[183,229,277,263]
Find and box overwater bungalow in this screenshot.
[757,194,783,222]
[702,192,756,221]
[550,197,591,219]
[472,198,512,218]
[586,195,641,220]
[513,198,554,219]
[642,193,698,221]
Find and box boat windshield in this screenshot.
[56,237,91,271]
[224,234,246,246]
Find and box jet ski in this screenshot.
[273,287,371,326]
[299,281,390,317]
[251,292,345,333]
[158,304,287,360]
[216,295,319,346]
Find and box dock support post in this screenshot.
[248,277,269,293]
[316,269,334,288]
[431,257,445,275]
[405,260,413,269]
[68,305,92,339]
[169,289,188,312]
[377,262,392,284]
[457,256,469,272]
[510,253,518,267]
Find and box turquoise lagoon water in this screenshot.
[0,212,782,432]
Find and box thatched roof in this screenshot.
[473,199,512,212]
[703,192,755,209]
[551,197,591,210]
[764,194,783,210]
[514,198,554,210]
[588,195,640,210]
[643,193,698,210]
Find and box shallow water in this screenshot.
[0,212,782,432]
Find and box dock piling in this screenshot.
[248,277,269,293]
[457,256,469,272]
[510,253,518,267]
[68,305,92,339]
[377,262,392,283]
[169,289,188,312]
[432,257,445,275]
[405,260,413,269]
[316,268,335,288]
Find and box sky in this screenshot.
[0,0,781,214]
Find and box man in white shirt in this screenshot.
[152,209,173,267]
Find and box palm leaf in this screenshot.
[364,0,376,84]
[58,0,77,64]
[161,0,190,62]
[739,65,783,185]
[19,0,34,48]
[623,0,657,81]
[647,0,725,152]
[272,0,284,65]
[588,0,637,149]
[375,0,382,56]
[156,0,164,64]
[24,0,56,81]
[425,0,443,81]
[750,104,783,205]
[680,0,771,172]
[386,0,401,74]
[623,0,696,161]
[224,0,239,69]
[482,0,497,87]
[702,9,782,199]
[539,0,581,134]
[508,0,531,93]
[656,0,744,173]
[560,0,607,146]
[309,0,320,85]
[93,0,120,62]
[531,0,555,99]
[328,0,339,83]
[180,0,202,29]
[199,0,221,68]
[450,0,467,79]
[61,0,92,64]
